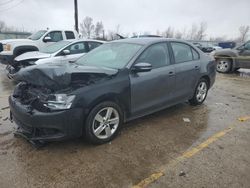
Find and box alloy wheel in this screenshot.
[92,107,120,139]
[196,82,207,102]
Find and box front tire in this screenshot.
[84,101,123,144]
[189,78,208,106]
[216,58,232,73]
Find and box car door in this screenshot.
[170,42,200,101]
[129,42,176,117]
[59,42,88,63]
[236,42,250,68]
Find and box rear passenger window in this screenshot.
[171,42,193,63]
[65,31,75,39]
[192,48,200,60]
[136,43,170,68]
[88,42,102,51]
[65,42,87,54]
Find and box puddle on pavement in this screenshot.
[0,64,250,187]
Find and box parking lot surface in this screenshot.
[0,64,250,188]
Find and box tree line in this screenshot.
[0,18,249,43]
[79,16,249,43]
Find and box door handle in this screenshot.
[195,66,200,70]
[168,71,175,76]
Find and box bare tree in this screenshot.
[0,20,6,32]
[163,26,174,38]
[196,22,207,40]
[156,30,161,36]
[209,36,227,42]
[107,30,116,40]
[175,30,183,39]
[115,24,121,34]
[80,16,95,38]
[132,32,138,37]
[95,21,104,38]
[188,24,198,40]
[239,25,250,43]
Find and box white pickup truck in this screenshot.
[0,29,79,65]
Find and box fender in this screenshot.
[13,45,39,57]
[214,50,238,69]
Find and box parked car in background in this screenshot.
[193,42,221,53]
[131,35,162,38]
[0,29,79,65]
[6,39,105,79]
[211,45,222,51]
[218,41,236,49]
[9,38,216,146]
[214,41,250,73]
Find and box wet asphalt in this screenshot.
[0,64,250,188]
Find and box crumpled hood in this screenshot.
[15,51,51,61]
[13,63,118,90]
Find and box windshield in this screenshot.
[28,30,47,40]
[75,43,142,69]
[40,41,72,54]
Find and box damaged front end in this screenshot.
[9,63,118,146]
[6,59,37,80]
[9,82,73,145]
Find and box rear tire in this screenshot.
[189,78,208,106]
[216,58,232,73]
[84,101,123,144]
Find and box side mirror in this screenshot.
[62,49,70,55]
[68,60,75,63]
[43,36,52,42]
[132,62,152,73]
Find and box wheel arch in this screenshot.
[85,93,129,123]
[215,55,236,71]
[13,45,39,57]
[200,75,211,89]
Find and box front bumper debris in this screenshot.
[9,95,84,144]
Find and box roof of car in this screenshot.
[110,37,182,45]
[64,39,106,43]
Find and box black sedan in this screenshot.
[9,38,216,145]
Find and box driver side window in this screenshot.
[45,31,63,42]
[136,43,170,68]
[245,42,250,50]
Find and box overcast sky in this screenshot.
[0,0,249,39]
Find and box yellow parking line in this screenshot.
[180,127,233,159]
[132,172,164,188]
[238,116,250,122]
[132,126,234,188]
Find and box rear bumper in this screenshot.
[0,54,13,65]
[9,95,84,142]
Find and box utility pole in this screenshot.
[74,0,79,33]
